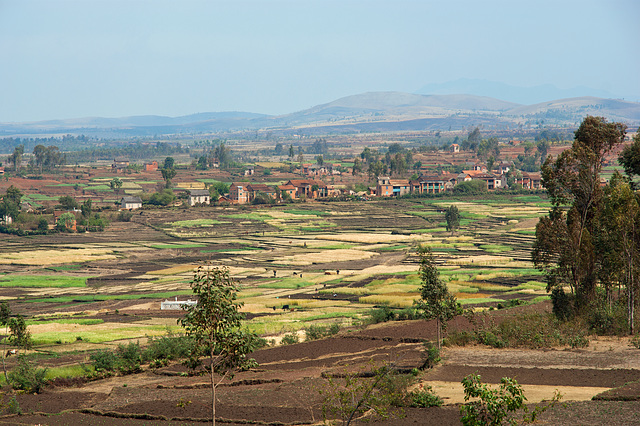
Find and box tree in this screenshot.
[536,139,550,163]
[598,172,640,333]
[81,199,93,218]
[179,266,257,426]
[9,145,24,172]
[163,157,175,170]
[58,195,78,210]
[56,212,76,232]
[316,155,324,166]
[288,144,295,158]
[618,130,640,182]
[0,185,22,222]
[33,144,47,173]
[414,246,460,349]
[274,143,284,155]
[445,205,460,235]
[110,177,123,193]
[533,116,627,313]
[161,167,177,188]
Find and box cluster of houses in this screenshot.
[375,163,542,198]
[116,160,543,210]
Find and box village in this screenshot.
[0,136,558,234]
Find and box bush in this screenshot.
[370,306,396,323]
[116,342,142,374]
[281,333,299,345]
[460,374,561,426]
[90,350,119,373]
[117,210,133,222]
[421,341,441,369]
[305,324,341,341]
[8,356,48,393]
[409,384,443,407]
[142,334,195,363]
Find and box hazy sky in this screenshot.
[1,0,638,122]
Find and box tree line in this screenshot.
[533,116,640,334]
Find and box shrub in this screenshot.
[116,342,142,374]
[409,384,443,407]
[6,395,21,414]
[142,334,195,362]
[370,306,396,323]
[90,350,118,373]
[420,341,441,369]
[305,324,340,341]
[8,356,48,393]
[281,333,299,345]
[460,374,561,426]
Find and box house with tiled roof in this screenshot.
[376,177,410,197]
[188,189,211,206]
[229,183,249,204]
[284,179,328,199]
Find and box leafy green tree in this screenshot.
[81,199,93,217]
[618,130,640,183]
[463,127,482,152]
[146,189,176,206]
[0,185,22,222]
[533,116,627,313]
[58,195,78,210]
[477,137,500,161]
[9,145,24,172]
[460,374,561,426]
[179,266,257,425]
[110,177,123,193]
[536,139,550,163]
[163,157,175,169]
[414,246,460,349]
[288,144,294,158]
[161,167,177,188]
[274,142,284,155]
[316,155,324,166]
[598,172,640,333]
[445,205,460,235]
[56,212,76,232]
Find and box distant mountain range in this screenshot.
[1,92,639,139]
[415,78,624,105]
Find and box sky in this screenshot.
[0,0,638,122]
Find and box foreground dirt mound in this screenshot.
[4,314,640,425]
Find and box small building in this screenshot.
[144,160,158,172]
[0,166,4,176]
[229,183,249,204]
[410,175,448,194]
[284,179,328,199]
[121,196,143,210]
[278,184,296,200]
[188,189,211,206]
[246,184,276,202]
[160,297,197,310]
[451,144,460,153]
[112,157,130,173]
[376,177,410,197]
[244,167,254,176]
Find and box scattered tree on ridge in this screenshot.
[414,246,460,349]
[179,266,257,426]
[445,205,461,235]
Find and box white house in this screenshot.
[188,189,211,206]
[160,297,197,310]
[120,196,143,210]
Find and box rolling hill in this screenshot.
[1,92,638,139]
